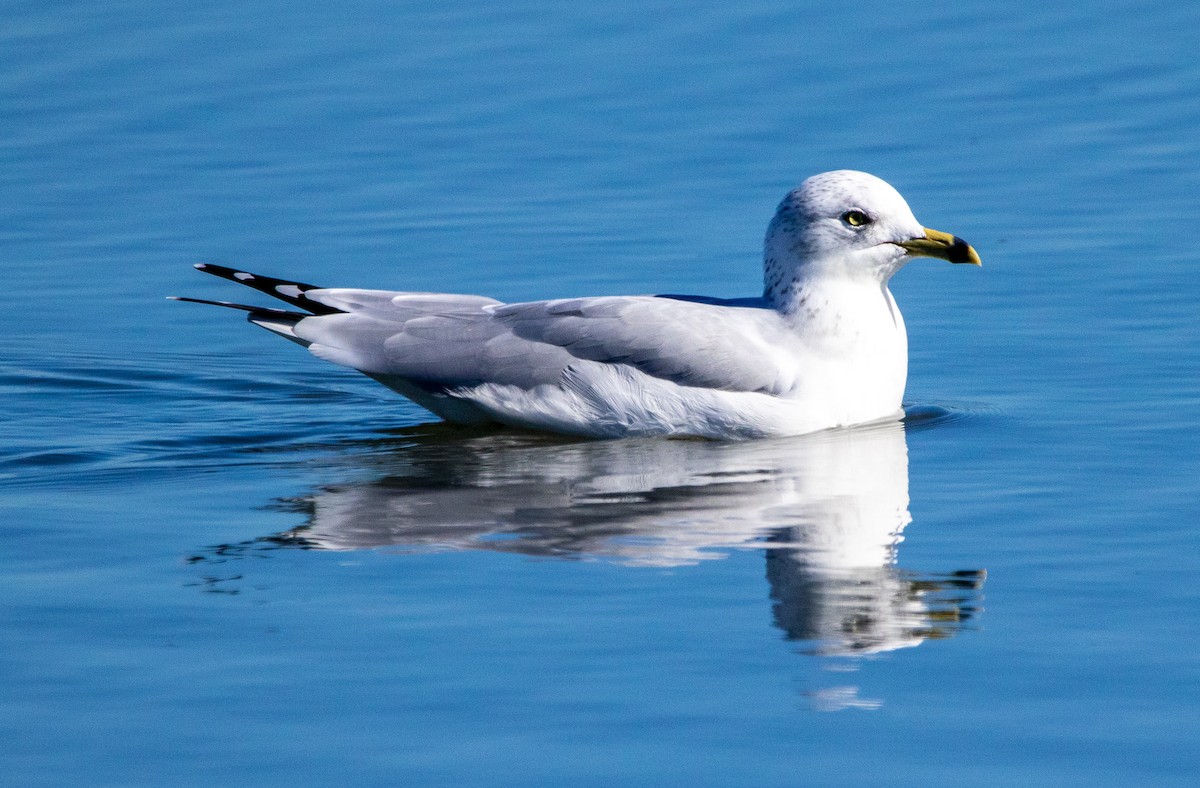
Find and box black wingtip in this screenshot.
[169,295,309,320]
[190,263,343,315]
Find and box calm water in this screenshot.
[3,0,1199,784]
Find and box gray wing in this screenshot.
[293,293,792,395]
[491,297,790,393]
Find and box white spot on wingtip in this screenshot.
[234,272,254,281]
[193,263,207,270]
[275,284,304,298]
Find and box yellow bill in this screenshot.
[898,227,981,266]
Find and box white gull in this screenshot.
[174,170,979,439]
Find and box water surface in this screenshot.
[2,1,1199,785]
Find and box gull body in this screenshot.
[175,170,978,439]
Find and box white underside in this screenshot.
[354,334,907,439]
[443,361,905,439]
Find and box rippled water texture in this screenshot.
[2,1,1199,785]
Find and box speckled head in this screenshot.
[763,170,978,302]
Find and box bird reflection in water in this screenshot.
[193,417,983,707]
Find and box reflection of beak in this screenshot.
[897,227,981,266]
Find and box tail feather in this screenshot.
[191,263,343,315]
[247,315,310,346]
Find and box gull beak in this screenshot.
[898,227,981,266]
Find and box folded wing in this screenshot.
[295,293,792,396]
[179,266,798,430]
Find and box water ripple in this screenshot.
[903,401,1005,430]
[2,343,1003,491]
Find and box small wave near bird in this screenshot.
[174,170,979,439]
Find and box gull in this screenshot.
[173,170,979,439]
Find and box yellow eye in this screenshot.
[841,210,871,227]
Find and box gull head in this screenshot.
[763,170,979,297]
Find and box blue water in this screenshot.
[3,0,1199,784]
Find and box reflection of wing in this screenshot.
[281,422,909,565]
[293,294,792,395]
[194,420,984,657]
[280,435,809,566]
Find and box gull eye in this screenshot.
[841,210,871,228]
